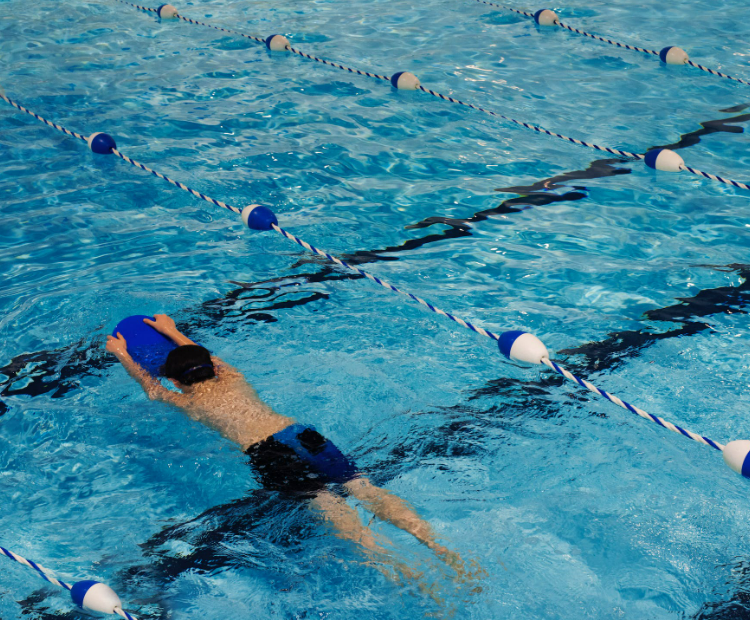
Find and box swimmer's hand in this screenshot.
[143,314,176,335]
[106,332,130,358]
[144,314,196,346]
[105,331,184,404]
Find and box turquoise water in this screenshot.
[1,0,749,617]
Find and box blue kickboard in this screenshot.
[112,315,177,376]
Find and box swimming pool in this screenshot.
[1,0,749,616]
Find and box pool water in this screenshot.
[1,0,749,617]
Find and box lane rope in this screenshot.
[471,0,750,87]
[0,545,138,620]
[100,1,750,191]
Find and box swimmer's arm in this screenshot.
[143,316,237,373]
[118,353,188,406]
[143,314,196,347]
[107,334,187,405]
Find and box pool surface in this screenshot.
[1,0,749,617]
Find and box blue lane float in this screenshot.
[71,581,128,616]
[87,132,117,155]
[242,204,278,230]
[2,93,750,479]
[498,330,548,363]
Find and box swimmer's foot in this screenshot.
[462,559,488,593]
[366,553,452,607]
[362,550,424,587]
[431,544,487,589]
[432,544,465,574]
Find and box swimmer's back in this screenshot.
[173,357,295,449]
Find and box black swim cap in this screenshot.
[163,345,216,385]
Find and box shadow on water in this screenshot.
[557,263,750,374]
[650,108,750,152]
[695,558,750,620]
[405,105,750,235]
[14,490,317,619]
[119,490,315,618]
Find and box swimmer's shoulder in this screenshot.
[210,356,248,383]
[150,384,191,408]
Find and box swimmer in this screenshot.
[106,314,467,580]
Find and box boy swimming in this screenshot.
[106,314,466,579]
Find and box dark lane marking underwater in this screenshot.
[718,103,750,113]
[469,263,749,404]
[404,187,591,234]
[399,156,628,236]
[17,592,80,620]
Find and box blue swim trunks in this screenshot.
[245,424,358,496]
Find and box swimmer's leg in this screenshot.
[343,477,469,578]
[309,490,421,583]
[310,490,384,553]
